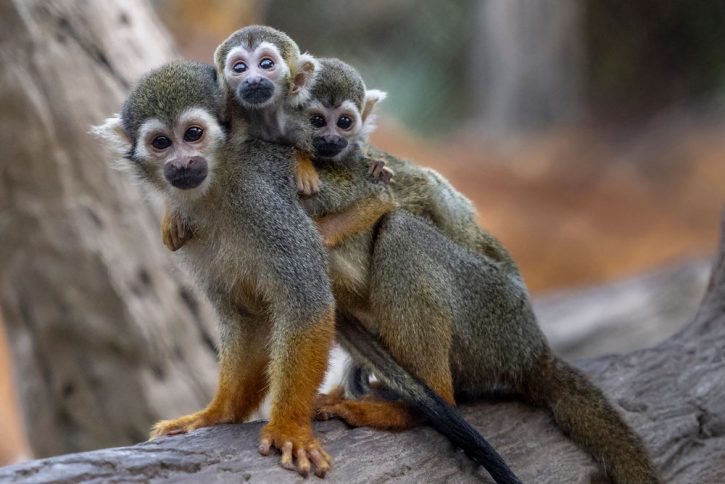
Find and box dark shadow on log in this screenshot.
[2,211,724,482]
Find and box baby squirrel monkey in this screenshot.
[298,62,660,483]
[94,61,336,478]
[214,25,320,196]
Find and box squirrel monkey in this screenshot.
[157,58,520,483]
[215,25,321,197]
[300,60,660,483]
[93,61,336,478]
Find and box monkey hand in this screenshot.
[368,158,394,184]
[259,421,332,478]
[161,205,194,251]
[149,407,231,439]
[295,152,321,196]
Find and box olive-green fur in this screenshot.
[214,25,301,76]
[114,62,336,437]
[308,154,659,482]
[311,58,366,112]
[121,61,221,138]
[299,65,658,480]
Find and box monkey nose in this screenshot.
[243,77,262,87]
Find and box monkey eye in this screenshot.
[337,115,353,130]
[259,58,275,70]
[310,115,326,128]
[232,61,247,74]
[183,126,204,143]
[151,136,172,150]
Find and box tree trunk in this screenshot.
[2,213,724,482]
[0,0,218,458]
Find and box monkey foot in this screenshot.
[314,403,345,422]
[259,422,332,478]
[368,158,394,184]
[314,385,346,414]
[149,409,230,439]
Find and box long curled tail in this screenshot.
[523,354,660,483]
[336,311,522,484]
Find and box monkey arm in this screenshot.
[315,195,396,248]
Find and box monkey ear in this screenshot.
[362,89,387,123]
[91,114,132,159]
[288,53,319,106]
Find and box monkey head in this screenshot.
[306,58,386,162]
[214,25,318,110]
[93,61,226,201]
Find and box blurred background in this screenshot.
[1,0,723,467]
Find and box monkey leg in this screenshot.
[160,202,194,251]
[259,306,336,478]
[315,196,396,248]
[365,212,458,405]
[150,313,270,438]
[294,150,320,196]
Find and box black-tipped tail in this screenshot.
[336,311,522,484]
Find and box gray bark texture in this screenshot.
[0,0,218,458]
[1,214,724,482]
[536,258,711,359]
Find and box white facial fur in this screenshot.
[224,42,290,109]
[308,99,363,138]
[94,107,225,205]
[146,107,224,201]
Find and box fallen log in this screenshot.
[2,213,724,483]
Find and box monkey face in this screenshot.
[223,42,291,109]
[307,100,362,161]
[130,107,225,197]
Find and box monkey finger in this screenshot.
[296,448,311,477]
[162,231,174,251]
[381,167,394,184]
[280,442,295,471]
[309,448,332,477]
[176,221,185,244]
[259,437,272,456]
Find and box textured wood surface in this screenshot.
[0,0,218,458]
[2,217,723,482]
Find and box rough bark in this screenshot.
[536,258,711,359]
[2,215,724,482]
[0,0,218,458]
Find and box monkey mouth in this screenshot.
[164,163,208,190]
[239,84,274,106]
[313,139,348,159]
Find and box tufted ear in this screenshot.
[362,89,387,123]
[91,114,132,157]
[361,89,387,137]
[288,53,319,107]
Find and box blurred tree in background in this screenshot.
[155,0,725,135]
